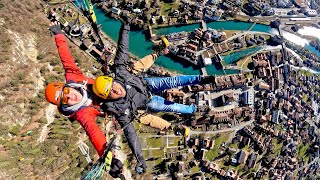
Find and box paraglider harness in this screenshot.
[81,134,117,180]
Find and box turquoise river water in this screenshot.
[95,8,273,75]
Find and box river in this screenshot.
[95,8,318,75]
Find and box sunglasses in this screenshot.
[61,87,70,104]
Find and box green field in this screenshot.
[160,0,181,16]
[206,133,231,160]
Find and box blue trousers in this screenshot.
[144,75,202,114]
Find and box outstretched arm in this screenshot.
[117,115,147,170]
[50,22,93,83]
[74,107,106,157]
[114,23,130,67]
[123,123,146,164]
[55,34,93,83]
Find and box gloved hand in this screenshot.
[135,161,147,174]
[109,158,123,178]
[49,22,62,35]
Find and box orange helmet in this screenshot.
[45,82,64,106]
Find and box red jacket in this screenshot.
[55,34,106,156]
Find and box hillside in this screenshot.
[0,0,105,178]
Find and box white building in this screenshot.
[203,58,212,66]
[243,88,254,105]
[202,50,212,66]
[133,8,142,14]
[305,9,318,17]
[111,7,121,15]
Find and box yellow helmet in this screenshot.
[93,76,113,99]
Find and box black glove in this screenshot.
[49,24,62,35]
[135,161,147,174]
[109,158,123,178]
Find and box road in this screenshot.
[142,120,254,138]
[189,120,254,135]
[235,14,320,23]
[224,31,272,42]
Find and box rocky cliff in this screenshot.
[0,0,103,178]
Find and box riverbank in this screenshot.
[94,7,276,75]
[270,28,320,58]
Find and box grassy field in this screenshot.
[242,145,251,152]
[224,30,240,39]
[206,133,231,160]
[190,165,200,173]
[147,137,163,148]
[229,143,238,149]
[237,56,252,70]
[160,0,181,16]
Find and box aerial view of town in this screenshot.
[1,0,320,179]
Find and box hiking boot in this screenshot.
[152,36,169,57]
[199,75,215,84]
[173,125,190,137]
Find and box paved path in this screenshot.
[224,31,272,42]
[189,120,254,135]
[142,120,254,138]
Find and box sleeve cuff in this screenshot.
[55,34,65,39]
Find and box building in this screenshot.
[200,148,208,160]
[160,16,166,24]
[111,7,121,15]
[133,8,142,14]
[272,110,280,124]
[187,43,198,51]
[238,150,249,164]
[202,50,212,66]
[178,161,187,173]
[165,89,185,102]
[177,173,184,180]
[248,153,258,168]
[243,88,255,105]
[258,82,270,90]
[208,162,220,172]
